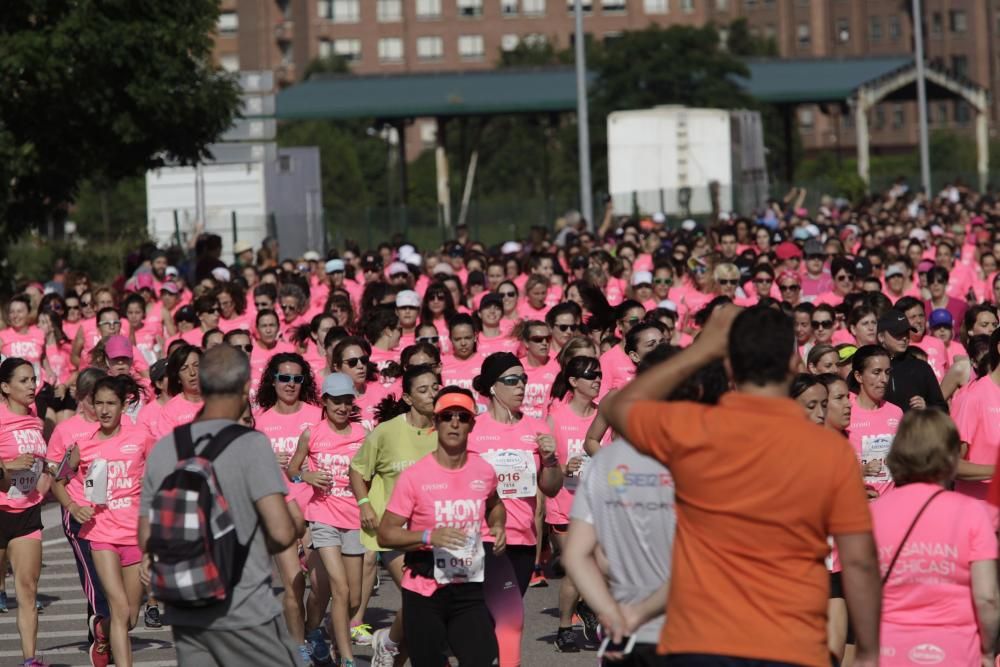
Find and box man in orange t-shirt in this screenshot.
[602,305,880,667]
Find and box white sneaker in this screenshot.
[370,627,399,667]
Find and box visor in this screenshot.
[433,392,476,415]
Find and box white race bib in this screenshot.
[482,449,537,498]
[7,459,42,500]
[564,440,591,492]
[433,532,484,584]
[861,434,893,482]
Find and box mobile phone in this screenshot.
[597,634,636,659]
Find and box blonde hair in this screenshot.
[713,262,740,281]
[887,409,960,485]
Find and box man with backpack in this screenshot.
[138,344,304,666]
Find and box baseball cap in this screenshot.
[211,267,231,282]
[388,261,409,276]
[908,228,930,242]
[917,259,936,274]
[160,281,180,295]
[105,335,133,361]
[233,240,253,255]
[432,263,454,276]
[403,253,423,267]
[885,264,905,279]
[853,257,872,279]
[501,241,522,255]
[775,241,803,261]
[325,259,345,274]
[803,238,824,257]
[836,344,858,366]
[322,372,357,398]
[303,251,320,262]
[777,270,801,285]
[631,271,653,287]
[928,308,953,330]
[651,212,666,225]
[397,244,416,260]
[479,293,503,311]
[433,391,476,415]
[680,219,698,232]
[175,305,197,324]
[878,311,916,338]
[149,359,168,383]
[395,290,420,309]
[165,266,179,278]
[657,299,678,313]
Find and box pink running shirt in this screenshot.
[952,376,1000,500]
[254,403,323,465]
[0,405,47,512]
[303,420,368,529]
[847,395,902,498]
[155,394,204,438]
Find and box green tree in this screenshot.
[725,18,779,57]
[0,0,240,235]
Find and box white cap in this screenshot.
[325,258,345,273]
[908,228,929,242]
[395,290,420,309]
[885,264,905,279]
[211,267,231,282]
[501,241,522,255]
[681,219,697,231]
[930,224,944,236]
[631,270,653,286]
[432,262,454,276]
[397,244,416,260]
[388,261,409,276]
[657,299,678,313]
[717,211,731,222]
[652,212,666,224]
[804,223,821,238]
[403,253,422,267]
[303,251,320,262]
[165,266,179,277]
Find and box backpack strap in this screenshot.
[881,488,945,585]
[199,424,253,462]
[174,423,197,461]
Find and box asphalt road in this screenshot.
[0,504,599,666]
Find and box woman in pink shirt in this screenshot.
[477,294,519,358]
[1,295,49,381]
[361,307,403,373]
[0,358,49,666]
[545,355,604,649]
[288,372,368,667]
[419,283,459,347]
[378,387,505,667]
[496,281,522,334]
[847,305,879,347]
[951,331,1000,500]
[38,311,73,387]
[329,336,390,431]
[873,410,998,667]
[69,376,149,667]
[598,300,645,397]
[849,345,903,498]
[519,321,560,419]
[296,314,336,381]
[154,345,203,438]
[441,314,481,391]
[250,309,296,393]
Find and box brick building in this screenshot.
[213,0,998,155]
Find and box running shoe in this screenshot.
[306,627,334,666]
[577,600,599,642]
[529,566,548,588]
[143,603,162,628]
[89,637,111,667]
[350,623,373,646]
[0,591,7,613]
[370,628,399,667]
[554,627,580,653]
[296,643,312,666]
[22,659,48,667]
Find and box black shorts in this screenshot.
[0,504,43,548]
[547,522,569,535]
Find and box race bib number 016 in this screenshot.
[7,459,42,500]
[433,532,485,585]
[482,449,537,498]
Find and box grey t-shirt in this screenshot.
[570,438,675,645]
[139,419,287,630]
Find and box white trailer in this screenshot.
[607,106,769,218]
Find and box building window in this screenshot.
[604,30,624,43]
[874,107,885,130]
[798,108,814,132]
[333,38,361,61]
[416,0,443,18]
[601,0,627,13]
[330,0,360,22]
[458,0,484,16]
[869,17,881,41]
[835,18,849,42]
[888,15,900,39]
[951,55,969,78]
[949,10,967,32]
[797,23,810,46]
[644,0,668,12]
[523,0,546,15]
[218,11,238,33]
[501,0,519,15]
[937,103,949,124]
[716,0,728,10]
[524,32,547,45]
[219,54,240,72]
[501,34,520,50]
[377,0,403,21]
[567,0,593,13]
[680,0,693,12]
[955,101,971,124]
[378,37,404,61]
[416,35,444,59]
[892,104,904,129]
[457,34,485,59]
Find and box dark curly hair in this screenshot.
[255,352,319,411]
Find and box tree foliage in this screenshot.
[0,0,241,231]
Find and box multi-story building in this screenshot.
[213,0,997,156]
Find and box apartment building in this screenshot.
[213,0,998,154]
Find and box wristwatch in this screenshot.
[291,475,303,483]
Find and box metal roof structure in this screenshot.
[737,56,914,103]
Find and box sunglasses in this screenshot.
[66,304,81,311]
[327,395,355,406]
[254,301,272,309]
[779,284,801,291]
[427,293,447,302]
[812,320,835,330]
[527,335,550,344]
[280,304,298,311]
[499,291,517,298]
[436,410,473,423]
[235,343,253,353]
[81,300,93,307]
[205,307,220,314]
[275,373,304,384]
[99,320,121,328]
[342,356,370,368]
[622,316,641,325]
[835,274,855,282]
[575,370,603,381]
[555,324,579,333]
[653,278,673,285]
[806,254,825,261]
[417,335,440,344]
[497,373,528,387]
[718,279,739,286]
[929,278,948,285]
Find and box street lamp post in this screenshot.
[574,0,594,230]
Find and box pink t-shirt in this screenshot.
[522,357,560,419]
[477,333,520,358]
[440,353,481,392]
[46,413,99,467]
[77,424,153,545]
[0,405,47,512]
[599,345,635,399]
[253,403,322,464]
[369,346,398,373]
[952,376,1000,500]
[218,313,253,334]
[249,340,297,389]
[848,396,903,498]
[467,412,548,546]
[545,400,601,525]
[386,452,497,597]
[132,321,160,365]
[355,381,393,431]
[46,342,74,385]
[873,483,997,667]
[155,394,204,438]
[1,326,45,368]
[137,399,165,440]
[300,340,328,381]
[911,335,949,383]
[303,420,367,529]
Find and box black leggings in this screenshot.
[402,583,498,667]
[504,544,535,596]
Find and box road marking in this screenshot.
[0,625,168,641]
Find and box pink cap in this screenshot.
[160,281,179,295]
[105,335,133,361]
[135,273,154,290]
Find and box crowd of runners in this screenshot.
[0,182,999,666]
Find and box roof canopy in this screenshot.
[277,67,584,120]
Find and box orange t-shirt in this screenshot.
[626,393,871,667]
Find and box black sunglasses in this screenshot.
[436,410,473,423]
[342,356,370,368]
[254,301,271,309]
[555,324,579,333]
[576,370,603,381]
[499,290,517,298]
[417,335,439,344]
[779,283,800,291]
[234,343,253,353]
[718,279,739,286]
[275,373,304,384]
[653,278,673,285]
[527,335,550,344]
[812,320,835,330]
[497,374,528,387]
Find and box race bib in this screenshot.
[433,532,484,585]
[482,449,537,498]
[7,459,42,500]
[861,434,892,482]
[564,440,590,492]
